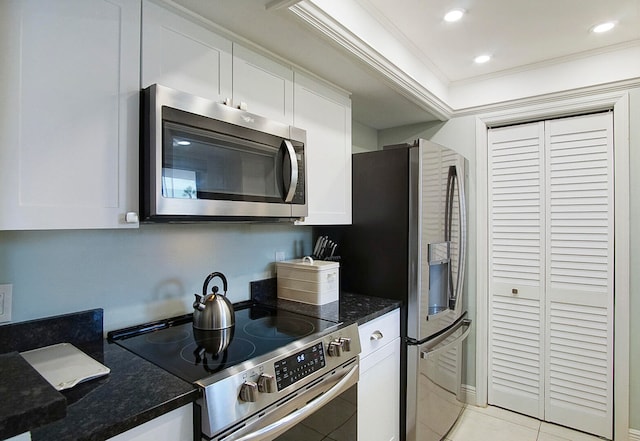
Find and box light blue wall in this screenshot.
[352,120,378,153]
[0,223,312,332]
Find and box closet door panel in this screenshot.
[544,113,613,439]
[488,122,545,418]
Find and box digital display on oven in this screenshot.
[274,342,325,391]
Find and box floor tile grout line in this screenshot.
[453,406,601,441]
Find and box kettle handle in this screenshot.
[203,272,228,296]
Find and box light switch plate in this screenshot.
[0,284,12,323]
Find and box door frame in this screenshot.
[474,90,630,440]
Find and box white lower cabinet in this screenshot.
[107,404,193,441]
[357,309,401,441]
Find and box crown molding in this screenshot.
[289,1,454,121]
[456,77,640,124]
[353,0,450,85]
[290,1,640,124]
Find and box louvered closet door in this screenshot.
[544,113,613,439]
[488,122,545,419]
[488,113,614,440]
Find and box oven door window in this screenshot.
[273,385,357,441]
[163,121,286,203]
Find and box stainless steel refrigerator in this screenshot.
[318,139,471,441]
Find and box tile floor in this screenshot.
[445,405,605,441]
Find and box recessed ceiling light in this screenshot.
[592,21,616,33]
[444,8,465,22]
[474,54,491,64]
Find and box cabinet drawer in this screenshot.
[358,309,400,359]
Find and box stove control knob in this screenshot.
[239,381,258,402]
[328,340,342,357]
[339,337,352,352]
[258,374,276,393]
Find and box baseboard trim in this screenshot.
[461,384,477,406]
[629,428,640,441]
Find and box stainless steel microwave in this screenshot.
[141,84,307,222]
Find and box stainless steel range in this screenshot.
[108,303,361,440]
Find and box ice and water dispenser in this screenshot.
[426,241,452,315]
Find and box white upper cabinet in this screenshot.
[141,0,233,102]
[0,0,141,230]
[0,0,353,229]
[141,3,352,225]
[294,72,352,225]
[232,45,294,125]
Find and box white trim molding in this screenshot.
[461,384,477,406]
[289,1,453,120]
[629,429,640,441]
[474,90,631,441]
[288,0,640,119]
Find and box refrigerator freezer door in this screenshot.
[406,317,471,441]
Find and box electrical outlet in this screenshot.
[0,284,12,323]
[275,251,285,262]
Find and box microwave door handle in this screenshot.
[282,140,298,203]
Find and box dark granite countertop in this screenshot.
[30,341,197,441]
[0,352,66,440]
[250,279,401,325]
[257,291,401,326]
[0,292,399,441]
[0,309,197,441]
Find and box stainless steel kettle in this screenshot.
[192,272,235,331]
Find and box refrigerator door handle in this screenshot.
[420,319,471,358]
[446,164,467,308]
[455,163,467,305]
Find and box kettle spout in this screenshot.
[193,293,206,311]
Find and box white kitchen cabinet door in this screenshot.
[294,73,352,225]
[107,404,193,441]
[358,310,400,441]
[487,113,614,439]
[0,0,140,230]
[232,44,294,125]
[141,0,233,103]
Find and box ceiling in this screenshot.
[362,0,640,82]
[171,0,640,130]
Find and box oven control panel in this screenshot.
[235,323,361,403]
[274,342,325,391]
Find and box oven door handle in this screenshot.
[234,363,358,441]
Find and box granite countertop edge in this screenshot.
[1,293,399,441]
[0,352,67,440]
[28,342,200,441]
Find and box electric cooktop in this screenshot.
[108,303,340,384]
